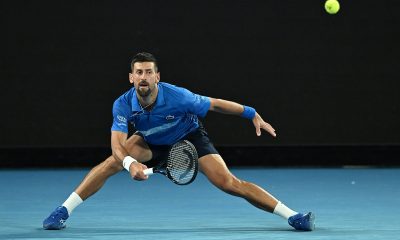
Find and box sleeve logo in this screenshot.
[117,115,127,123]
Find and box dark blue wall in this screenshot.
[2,0,400,148]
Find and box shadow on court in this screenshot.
[0,226,304,240]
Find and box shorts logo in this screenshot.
[117,115,127,123]
[166,115,175,120]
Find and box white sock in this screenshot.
[62,192,83,215]
[273,201,298,220]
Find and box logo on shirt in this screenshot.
[117,115,127,123]
[166,115,175,120]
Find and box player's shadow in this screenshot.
[1,227,319,239]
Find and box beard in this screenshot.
[137,81,152,97]
[137,86,151,97]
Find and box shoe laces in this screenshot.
[52,208,67,220]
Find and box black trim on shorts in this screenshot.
[134,122,219,168]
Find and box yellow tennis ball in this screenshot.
[325,0,340,14]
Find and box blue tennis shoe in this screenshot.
[288,212,315,231]
[43,206,69,230]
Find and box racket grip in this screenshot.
[143,168,154,176]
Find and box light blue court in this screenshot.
[1,168,399,240]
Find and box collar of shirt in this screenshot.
[131,83,166,113]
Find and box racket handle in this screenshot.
[143,168,154,176]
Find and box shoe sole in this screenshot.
[307,212,316,231]
[43,224,66,230]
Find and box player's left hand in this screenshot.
[252,113,276,137]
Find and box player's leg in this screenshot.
[199,154,315,230]
[43,134,152,230]
[185,124,297,219]
[199,154,280,212]
[75,134,152,200]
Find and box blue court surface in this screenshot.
[0,168,399,240]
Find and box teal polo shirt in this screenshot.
[111,82,210,145]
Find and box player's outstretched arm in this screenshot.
[111,131,148,180]
[209,98,276,137]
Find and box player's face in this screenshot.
[129,62,160,97]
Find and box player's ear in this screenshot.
[156,72,160,83]
[129,73,134,84]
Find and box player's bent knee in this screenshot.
[214,175,243,195]
[109,156,124,170]
[101,156,123,174]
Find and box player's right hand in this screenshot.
[129,162,149,181]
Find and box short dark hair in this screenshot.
[130,52,158,72]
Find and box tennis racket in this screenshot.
[143,140,199,185]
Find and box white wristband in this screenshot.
[122,156,137,172]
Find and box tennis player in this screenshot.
[43,52,315,231]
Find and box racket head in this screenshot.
[165,140,199,185]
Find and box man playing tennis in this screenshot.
[43,52,315,231]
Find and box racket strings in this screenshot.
[167,142,197,184]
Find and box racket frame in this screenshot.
[143,140,198,185]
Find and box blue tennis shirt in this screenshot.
[111,82,210,145]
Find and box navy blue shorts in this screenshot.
[134,124,219,168]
